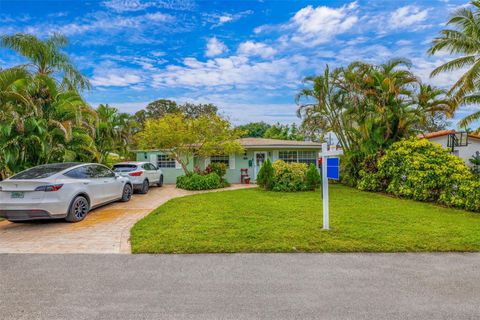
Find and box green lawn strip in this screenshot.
[131,184,480,253]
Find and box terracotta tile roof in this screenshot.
[417,130,456,139]
[238,137,322,148]
[418,130,480,141]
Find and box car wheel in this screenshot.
[121,184,133,202]
[157,175,163,187]
[138,179,149,194]
[65,196,90,223]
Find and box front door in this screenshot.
[254,151,267,180]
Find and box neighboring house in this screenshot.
[133,138,322,184]
[418,130,480,165]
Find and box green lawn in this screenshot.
[131,185,480,253]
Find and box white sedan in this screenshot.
[0,163,133,223]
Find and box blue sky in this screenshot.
[0,0,474,126]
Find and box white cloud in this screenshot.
[396,40,413,46]
[237,41,276,59]
[152,54,308,89]
[205,37,228,57]
[102,0,194,12]
[390,6,429,29]
[90,62,144,87]
[91,73,143,87]
[207,10,254,28]
[255,2,359,47]
[412,57,468,88]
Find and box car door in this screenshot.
[145,163,159,184]
[65,165,106,207]
[95,165,122,202]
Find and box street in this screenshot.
[1,253,479,319]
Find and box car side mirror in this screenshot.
[114,173,120,179]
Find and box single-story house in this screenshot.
[418,130,480,165]
[133,138,322,184]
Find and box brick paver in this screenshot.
[0,184,255,254]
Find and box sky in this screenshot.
[0,0,475,126]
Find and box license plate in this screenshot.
[11,191,24,199]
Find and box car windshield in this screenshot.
[10,163,80,180]
[112,164,138,172]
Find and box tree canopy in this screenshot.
[135,113,244,174]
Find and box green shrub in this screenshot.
[357,139,480,211]
[257,158,274,190]
[272,160,307,192]
[176,173,223,190]
[208,162,227,178]
[439,178,480,212]
[305,163,321,190]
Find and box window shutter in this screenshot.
[229,153,235,169]
[272,150,279,161]
[205,157,211,167]
[149,154,158,166]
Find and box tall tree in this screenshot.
[0,33,90,91]
[429,1,480,132]
[236,122,271,138]
[135,113,244,174]
[145,99,180,119]
[179,102,218,118]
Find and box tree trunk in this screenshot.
[173,153,189,175]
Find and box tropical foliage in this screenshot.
[428,0,480,132]
[0,33,135,179]
[357,139,480,212]
[135,113,244,175]
[296,59,454,186]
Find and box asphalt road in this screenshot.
[1,253,479,320]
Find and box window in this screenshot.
[157,154,175,168]
[210,155,229,168]
[64,165,114,179]
[298,151,317,166]
[279,151,297,163]
[12,163,79,180]
[143,163,157,170]
[64,166,92,179]
[95,165,115,178]
[278,151,317,166]
[112,164,137,173]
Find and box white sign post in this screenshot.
[320,143,343,230]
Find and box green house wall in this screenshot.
[135,148,321,184]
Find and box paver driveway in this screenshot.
[0,184,254,254]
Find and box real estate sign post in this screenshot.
[320,143,343,230]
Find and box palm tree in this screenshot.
[0,33,90,91]
[428,1,480,104]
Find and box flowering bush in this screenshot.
[358,138,480,211]
[271,160,308,192]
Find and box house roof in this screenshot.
[417,130,480,140]
[238,137,322,148]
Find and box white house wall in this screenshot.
[428,136,480,166]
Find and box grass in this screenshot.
[131,184,480,253]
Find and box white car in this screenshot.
[0,163,133,223]
[112,162,163,194]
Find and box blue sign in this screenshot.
[326,157,340,180]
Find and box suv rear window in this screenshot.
[112,164,138,172]
[10,163,80,180]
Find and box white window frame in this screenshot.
[210,154,230,168]
[157,154,176,168]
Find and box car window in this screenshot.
[146,163,156,170]
[64,166,95,179]
[112,164,137,172]
[95,165,115,178]
[11,163,80,180]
